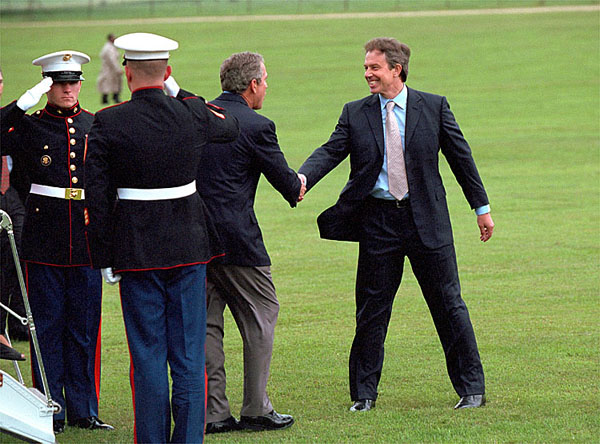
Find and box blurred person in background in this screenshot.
[97,33,123,104]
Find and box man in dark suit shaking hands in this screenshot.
[298,37,494,411]
[198,52,304,433]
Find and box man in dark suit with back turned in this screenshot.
[197,52,303,433]
[298,37,494,411]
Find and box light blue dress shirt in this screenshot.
[370,88,490,215]
[370,87,408,200]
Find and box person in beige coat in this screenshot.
[97,33,123,104]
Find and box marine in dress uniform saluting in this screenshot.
[0,51,113,434]
[84,33,239,444]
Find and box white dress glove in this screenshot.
[16,77,53,111]
[101,267,122,285]
[164,76,180,97]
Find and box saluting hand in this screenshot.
[164,76,180,97]
[16,77,53,111]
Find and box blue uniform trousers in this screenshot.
[120,264,207,444]
[26,263,103,421]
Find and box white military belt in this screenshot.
[117,180,196,201]
[30,183,84,200]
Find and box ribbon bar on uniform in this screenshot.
[117,180,196,201]
[30,183,84,200]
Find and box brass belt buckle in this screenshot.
[65,188,83,200]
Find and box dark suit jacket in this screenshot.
[85,88,239,271]
[298,87,489,249]
[197,92,301,267]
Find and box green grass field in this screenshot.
[1,5,599,443]
[2,0,597,21]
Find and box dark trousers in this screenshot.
[349,198,484,401]
[0,187,27,339]
[120,264,207,444]
[101,93,120,104]
[26,263,103,421]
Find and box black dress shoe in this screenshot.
[240,410,294,431]
[454,394,486,409]
[53,420,65,434]
[69,416,115,430]
[206,416,241,434]
[350,399,375,412]
[0,343,25,361]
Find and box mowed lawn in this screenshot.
[0,7,598,444]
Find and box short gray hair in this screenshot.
[220,52,264,94]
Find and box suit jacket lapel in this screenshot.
[362,90,421,156]
[363,94,385,156]
[405,87,422,148]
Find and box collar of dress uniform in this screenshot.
[132,85,163,95]
[44,101,82,118]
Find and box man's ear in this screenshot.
[125,66,133,83]
[164,65,172,81]
[250,78,258,94]
[395,64,403,78]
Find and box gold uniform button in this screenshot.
[70,152,76,159]
[69,127,76,134]
[71,177,79,184]
[43,145,49,150]
[67,118,73,124]
[70,139,76,145]
[70,165,76,171]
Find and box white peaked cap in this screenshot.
[114,33,179,61]
[32,50,90,73]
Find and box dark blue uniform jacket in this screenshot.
[84,87,239,272]
[1,101,94,266]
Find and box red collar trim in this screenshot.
[132,86,163,93]
[44,101,82,118]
